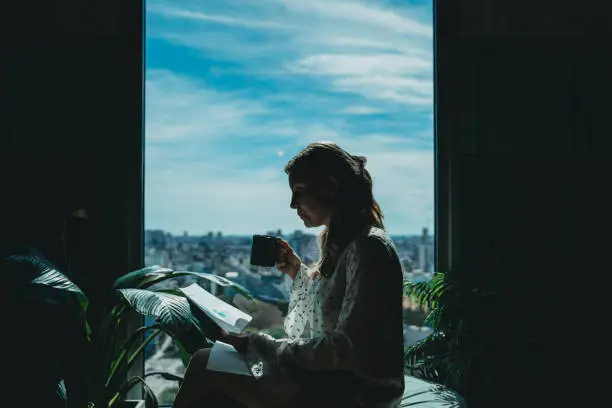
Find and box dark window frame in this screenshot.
[135,0,450,404]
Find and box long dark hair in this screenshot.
[285,142,384,278]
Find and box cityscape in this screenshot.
[143,227,435,404]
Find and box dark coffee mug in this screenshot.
[250,235,281,267]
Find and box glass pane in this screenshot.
[144,0,434,404]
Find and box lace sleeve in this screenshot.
[248,236,400,372]
[283,263,315,338]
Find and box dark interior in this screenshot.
[1,1,609,407]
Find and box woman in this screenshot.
[174,142,406,408]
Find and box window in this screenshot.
[145,0,434,404]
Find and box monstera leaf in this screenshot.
[114,265,253,299]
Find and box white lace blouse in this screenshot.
[246,227,406,407]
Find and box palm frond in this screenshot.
[406,332,447,359]
[404,280,435,307]
[403,269,497,395]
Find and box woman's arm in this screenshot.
[282,263,315,336]
[249,235,401,371]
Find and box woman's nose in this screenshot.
[290,196,298,209]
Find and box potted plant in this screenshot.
[403,269,500,396]
[5,251,252,408]
[94,265,253,408]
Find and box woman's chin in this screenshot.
[302,219,323,228]
[301,217,313,228]
[300,214,323,228]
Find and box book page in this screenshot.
[180,283,253,334]
[206,341,252,376]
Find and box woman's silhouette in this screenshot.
[174,142,405,408]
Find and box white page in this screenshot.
[206,341,252,376]
[180,283,252,333]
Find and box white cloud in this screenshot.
[335,76,432,95]
[149,5,293,30]
[287,54,432,105]
[275,0,432,37]
[148,0,433,107]
[146,69,273,142]
[340,106,384,115]
[289,54,431,76]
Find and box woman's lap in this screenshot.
[187,348,356,408]
[187,348,289,408]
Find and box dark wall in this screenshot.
[1,0,143,329]
[437,1,610,407]
[1,1,609,407]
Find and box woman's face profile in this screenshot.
[289,180,333,228]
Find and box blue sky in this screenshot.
[145,0,434,236]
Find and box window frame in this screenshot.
[124,0,146,400]
[433,0,454,274]
[136,0,449,404]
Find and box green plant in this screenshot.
[403,270,499,394]
[6,252,252,408]
[93,265,252,408]
[4,252,91,408]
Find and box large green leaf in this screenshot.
[55,380,67,406]
[113,265,174,289]
[4,254,91,337]
[115,289,209,354]
[185,272,253,299]
[5,254,88,310]
[114,265,253,300]
[116,289,199,334]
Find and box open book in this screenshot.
[179,283,254,376]
[179,283,253,334]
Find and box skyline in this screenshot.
[145,227,433,238]
[145,0,434,235]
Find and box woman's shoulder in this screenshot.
[364,226,394,247]
[340,227,401,280]
[349,226,395,258]
[365,225,389,240]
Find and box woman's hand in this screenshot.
[276,238,301,280]
[219,329,250,354]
